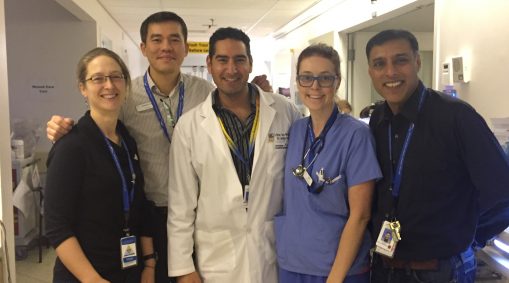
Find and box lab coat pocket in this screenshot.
[195,230,235,273]
[263,220,277,264]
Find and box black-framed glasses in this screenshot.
[86,74,125,85]
[297,74,337,88]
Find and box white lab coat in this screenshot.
[168,86,301,283]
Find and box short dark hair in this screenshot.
[366,29,419,59]
[140,11,188,43]
[208,27,252,63]
[359,100,384,118]
[296,43,341,77]
[77,47,131,90]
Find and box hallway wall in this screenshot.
[57,0,146,77]
[6,0,96,153]
[435,0,509,124]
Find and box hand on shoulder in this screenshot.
[251,74,273,93]
[47,115,74,142]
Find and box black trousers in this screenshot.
[152,206,174,283]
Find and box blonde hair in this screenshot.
[335,97,351,114]
[76,47,131,91]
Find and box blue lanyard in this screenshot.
[102,133,136,226]
[143,72,185,142]
[217,87,259,180]
[388,87,427,198]
[217,103,259,177]
[303,106,339,174]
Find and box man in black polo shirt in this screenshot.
[367,29,509,282]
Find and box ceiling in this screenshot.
[360,3,434,32]
[97,0,320,43]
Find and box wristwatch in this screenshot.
[143,252,158,262]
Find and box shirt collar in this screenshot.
[379,80,425,124]
[212,83,257,112]
[146,68,183,97]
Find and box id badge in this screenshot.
[166,114,175,127]
[242,185,250,210]
[273,133,289,149]
[303,170,313,186]
[120,235,138,269]
[374,221,398,258]
[136,102,153,112]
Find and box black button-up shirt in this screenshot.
[212,85,257,190]
[369,81,509,260]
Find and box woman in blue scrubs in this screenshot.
[275,44,382,283]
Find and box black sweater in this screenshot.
[45,111,151,279]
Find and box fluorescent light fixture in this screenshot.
[272,0,347,39]
[495,239,509,254]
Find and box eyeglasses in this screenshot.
[297,75,337,88]
[85,74,126,85]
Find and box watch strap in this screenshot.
[143,252,158,261]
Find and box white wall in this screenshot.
[0,0,16,280]
[435,0,509,125]
[271,0,433,114]
[272,0,427,55]
[6,0,145,155]
[58,0,146,77]
[6,0,97,153]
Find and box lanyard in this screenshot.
[143,72,185,142]
[301,106,339,174]
[217,98,260,182]
[101,133,136,230]
[388,87,427,198]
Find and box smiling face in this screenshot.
[207,38,252,98]
[140,21,188,77]
[297,55,340,115]
[368,38,421,114]
[80,55,127,115]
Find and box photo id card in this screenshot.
[374,221,397,258]
[120,235,138,269]
[303,169,313,187]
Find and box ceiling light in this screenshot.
[272,0,347,39]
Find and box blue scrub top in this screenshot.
[275,114,382,277]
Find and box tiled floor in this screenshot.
[15,245,55,283]
[476,259,509,282]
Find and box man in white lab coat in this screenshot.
[167,27,301,283]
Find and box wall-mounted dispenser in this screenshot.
[442,62,451,86]
[452,56,469,83]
